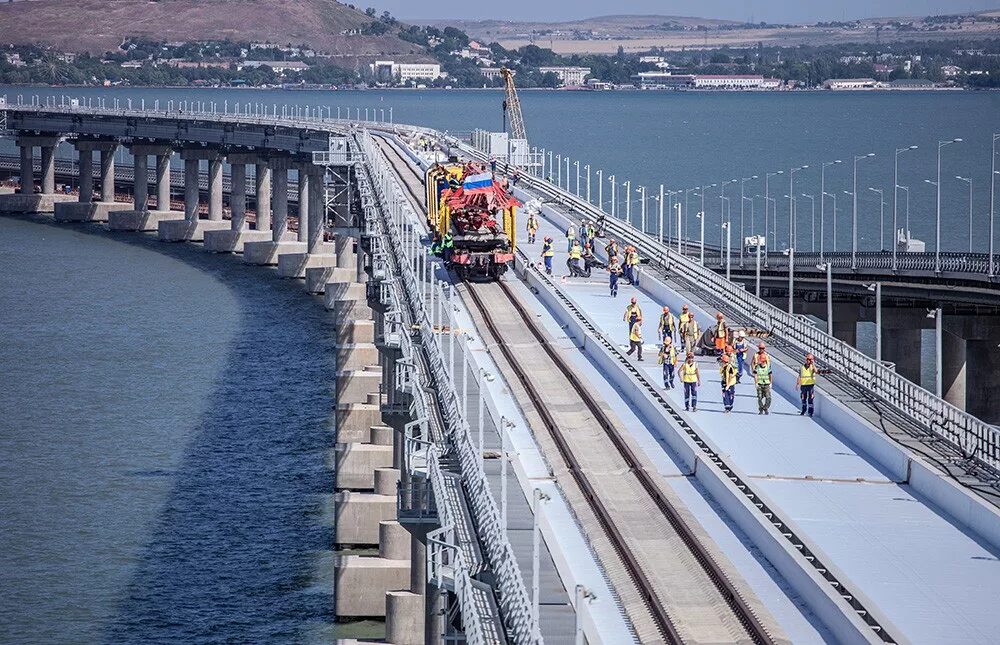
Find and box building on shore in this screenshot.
[239,60,310,74]
[480,67,503,81]
[371,60,443,85]
[824,78,878,90]
[633,72,781,90]
[538,66,591,86]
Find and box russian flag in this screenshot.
[463,172,494,192]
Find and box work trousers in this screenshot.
[684,382,698,410]
[567,239,575,252]
[683,333,698,354]
[627,340,643,360]
[662,363,675,389]
[736,353,747,379]
[609,274,619,297]
[544,256,552,275]
[722,384,735,411]
[800,384,815,416]
[756,384,772,412]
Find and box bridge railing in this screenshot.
[701,249,996,277]
[450,137,1000,477]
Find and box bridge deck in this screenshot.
[516,196,1000,644]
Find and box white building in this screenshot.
[639,55,665,63]
[538,66,591,86]
[824,78,878,90]
[692,75,781,89]
[241,60,310,73]
[481,67,503,81]
[941,65,964,78]
[371,60,443,84]
[633,72,695,89]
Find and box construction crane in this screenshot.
[500,67,528,143]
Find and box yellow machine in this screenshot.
[426,161,517,280]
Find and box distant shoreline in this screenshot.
[0,84,991,93]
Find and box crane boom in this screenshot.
[500,67,528,142]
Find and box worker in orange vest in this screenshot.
[713,312,728,356]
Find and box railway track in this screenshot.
[372,134,427,210]
[465,279,777,645]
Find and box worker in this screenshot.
[680,352,701,412]
[541,236,554,275]
[567,240,585,277]
[658,337,677,389]
[628,247,642,286]
[586,220,597,245]
[566,225,576,252]
[605,238,619,263]
[511,169,521,186]
[713,312,728,356]
[430,232,442,257]
[657,306,676,344]
[489,155,497,175]
[754,356,773,415]
[623,297,642,338]
[751,342,770,370]
[797,353,818,417]
[441,232,454,264]
[734,331,749,381]
[678,305,692,352]
[720,354,738,413]
[621,246,636,284]
[626,316,644,361]
[683,314,700,358]
[582,244,602,277]
[608,256,622,297]
[526,212,538,244]
[578,221,589,245]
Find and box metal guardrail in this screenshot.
[700,249,998,278]
[359,130,537,643]
[454,140,1000,478]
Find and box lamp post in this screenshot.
[585,164,591,203]
[685,187,698,253]
[609,175,616,218]
[893,146,918,270]
[675,202,682,254]
[935,139,962,273]
[789,165,809,250]
[658,184,665,243]
[556,153,561,186]
[819,263,833,335]
[868,187,885,251]
[852,153,876,270]
[574,160,580,196]
[867,283,883,362]
[927,307,943,397]
[785,247,795,313]
[740,175,758,267]
[765,171,783,264]
[624,180,632,226]
[721,179,737,255]
[990,133,999,279]
[956,176,973,253]
[638,185,647,233]
[596,169,604,210]
[755,240,762,297]
[564,156,570,192]
[722,220,732,281]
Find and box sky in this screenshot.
[364,1,999,23]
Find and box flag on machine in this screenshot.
[462,172,494,193]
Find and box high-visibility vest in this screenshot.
[734,339,748,356]
[570,246,582,260]
[527,218,538,232]
[687,320,700,337]
[755,364,772,385]
[659,313,675,333]
[715,321,728,339]
[542,242,554,258]
[752,352,769,368]
[721,363,738,388]
[800,364,817,386]
[625,304,642,321]
[566,228,576,239]
[630,322,642,343]
[680,362,699,383]
[679,312,691,331]
[659,346,676,365]
[606,243,618,257]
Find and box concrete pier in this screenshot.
[109,144,184,231]
[277,166,336,278]
[159,149,228,242]
[244,157,303,264]
[54,139,132,223]
[204,153,271,253]
[0,134,74,213]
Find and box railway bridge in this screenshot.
[4,98,1000,645]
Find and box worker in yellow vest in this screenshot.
[567,240,585,277]
[566,225,576,252]
[679,352,701,411]
[797,353,818,417]
[658,337,677,389]
[658,306,676,344]
[541,236,555,275]
[623,297,642,338]
[720,354,738,413]
[683,314,700,357]
[526,213,539,244]
[626,317,644,361]
[713,312,728,356]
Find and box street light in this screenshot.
[637,185,647,233]
[801,194,816,252]
[783,247,795,314]
[596,169,604,211]
[867,187,885,251]
[574,160,580,196]
[609,174,617,218]
[927,307,943,397]
[565,156,570,192]
[866,282,882,362]
[722,220,732,281]
[556,153,561,186]
[956,175,973,253]
[585,164,591,203]
[852,153,876,270]
[674,201,682,254]
[819,263,833,335]
[823,191,838,253]
[624,179,632,226]
[721,179,737,256]
[893,146,918,270]
[695,208,706,265]
[739,175,758,267]
[935,139,962,273]
[789,165,809,250]
[898,185,910,250]
[765,171,784,263]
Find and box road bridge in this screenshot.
[4,98,1000,645]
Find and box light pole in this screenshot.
[624,180,632,226]
[765,171,783,263]
[819,159,841,260]
[789,165,808,250]
[658,184,665,243]
[868,187,885,251]
[867,283,883,362]
[935,139,962,273]
[597,169,604,210]
[819,263,833,335]
[564,156,570,192]
[585,164,591,203]
[695,207,706,265]
[685,188,698,252]
[721,179,737,255]
[755,241,762,297]
[785,247,795,314]
[740,175,758,267]
[638,185,647,233]
[956,176,973,253]
[674,202,682,254]
[722,221,732,280]
[801,194,816,252]
[609,175,617,218]
[928,307,943,397]
[556,153,561,186]
[852,153,876,270]
[574,160,580,196]
[990,133,999,278]
[893,146,918,270]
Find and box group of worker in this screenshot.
[606,240,641,297]
[626,301,819,416]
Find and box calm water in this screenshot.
[0,217,347,643]
[5,85,999,252]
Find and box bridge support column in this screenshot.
[967,340,1000,423]
[159,149,228,242]
[54,139,126,222]
[278,165,336,279]
[109,144,183,231]
[255,162,271,231]
[883,327,923,385]
[833,320,857,348]
[942,331,967,411]
[1,135,74,214]
[243,158,302,265]
[204,154,268,253]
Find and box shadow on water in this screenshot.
[15,216,340,643]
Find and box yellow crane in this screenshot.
[500,67,527,142]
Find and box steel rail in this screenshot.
[467,279,775,645]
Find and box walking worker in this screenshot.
[442,232,454,264]
[683,314,700,357]
[678,304,692,351]
[712,312,728,356]
[567,240,585,277]
[526,212,538,244]
[754,357,773,415]
[720,354,738,413]
[608,257,622,297]
[658,337,677,389]
[566,225,577,252]
[680,352,701,411]
[658,306,676,343]
[586,220,597,245]
[797,353,818,417]
[605,238,619,263]
[541,236,555,275]
[628,246,641,286]
[624,297,643,338]
[734,331,749,379]
[626,316,644,361]
[751,342,770,370]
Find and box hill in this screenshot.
[0,0,424,57]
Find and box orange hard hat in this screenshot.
[721,355,730,363]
